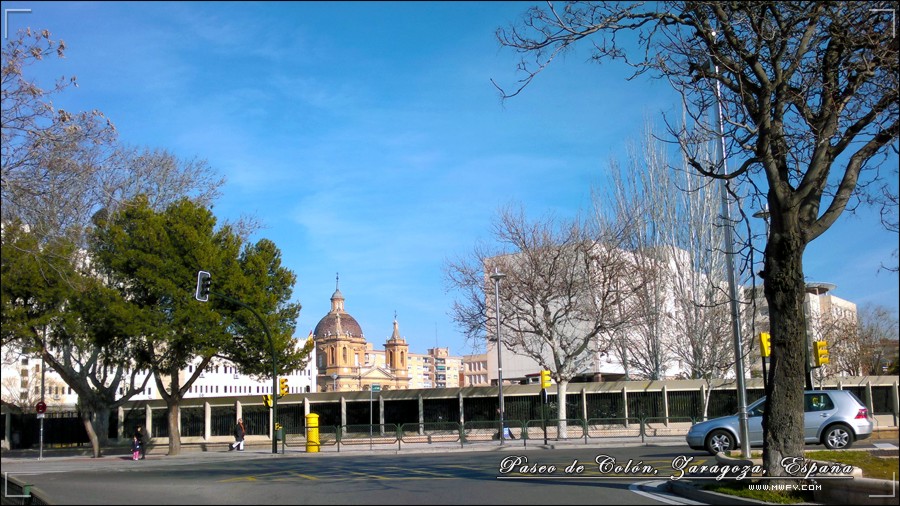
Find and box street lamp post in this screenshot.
[710,53,751,459]
[331,373,338,392]
[753,207,770,392]
[490,268,506,444]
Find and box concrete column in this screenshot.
[458,392,465,425]
[118,406,125,441]
[379,395,385,436]
[204,402,211,440]
[418,394,424,434]
[145,404,152,436]
[700,384,707,421]
[235,400,242,422]
[865,380,874,414]
[623,386,629,427]
[892,381,898,427]
[340,396,347,428]
[662,385,669,426]
[581,388,587,421]
[303,397,310,417]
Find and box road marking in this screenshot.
[629,480,705,505]
[873,443,897,449]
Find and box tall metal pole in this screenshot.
[490,269,506,444]
[39,327,46,461]
[204,288,279,454]
[711,52,751,458]
[753,208,770,392]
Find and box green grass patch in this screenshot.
[706,449,898,503]
[805,450,899,480]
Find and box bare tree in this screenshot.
[2,29,224,249]
[2,29,226,457]
[602,121,736,416]
[829,303,898,377]
[0,359,67,413]
[446,206,640,430]
[2,29,116,242]
[495,2,898,476]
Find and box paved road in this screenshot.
[3,442,712,505]
[4,439,895,505]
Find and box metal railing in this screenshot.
[280,416,698,452]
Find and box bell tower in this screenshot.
[384,313,409,383]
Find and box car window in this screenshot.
[805,393,834,412]
[749,401,766,417]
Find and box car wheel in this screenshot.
[705,429,736,455]
[822,424,854,450]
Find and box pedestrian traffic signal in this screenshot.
[279,377,289,397]
[540,370,552,389]
[813,340,829,366]
[195,271,211,302]
[263,394,272,408]
[759,332,771,358]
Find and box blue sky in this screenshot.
[5,1,897,357]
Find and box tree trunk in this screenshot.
[762,230,808,478]
[91,407,111,449]
[167,399,181,456]
[81,410,101,458]
[556,380,569,439]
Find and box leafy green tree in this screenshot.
[90,196,309,455]
[1,221,150,457]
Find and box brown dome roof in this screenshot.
[315,275,364,339]
[314,312,364,339]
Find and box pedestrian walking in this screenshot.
[133,425,147,459]
[230,418,246,451]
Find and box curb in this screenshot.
[668,480,776,505]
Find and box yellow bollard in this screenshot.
[305,413,319,453]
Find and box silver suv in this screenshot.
[686,390,873,455]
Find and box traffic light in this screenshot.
[279,377,289,397]
[195,271,211,302]
[262,394,272,408]
[759,332,771,358]
[813,340,830,366]
[540,370,552,390]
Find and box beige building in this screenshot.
[462,353,490,386]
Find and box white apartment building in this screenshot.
[1,342,317,412]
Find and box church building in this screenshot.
[313,277,410,392]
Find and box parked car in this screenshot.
[686,390,873,455]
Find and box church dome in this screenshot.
[314,312,364,339]
[313,275,364,339]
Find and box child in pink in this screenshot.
[131,436,141,461]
